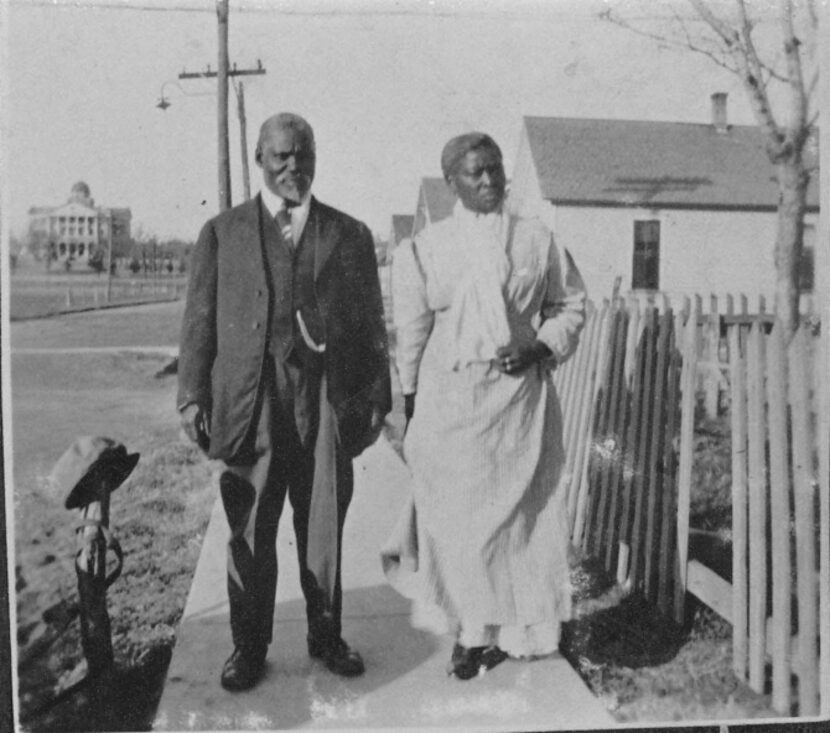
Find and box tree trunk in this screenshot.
[773,155,810,341]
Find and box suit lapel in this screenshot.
[238,195,265,255]
[308,197,338,281]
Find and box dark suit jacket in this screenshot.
[177,194,391,461]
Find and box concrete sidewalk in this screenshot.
[153,436,616,732]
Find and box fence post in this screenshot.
[746,322,767,693]
[789,327,820,715]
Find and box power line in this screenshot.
[9,0,682,21]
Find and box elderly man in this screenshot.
[386,132,586,679]
[178,113,390,691]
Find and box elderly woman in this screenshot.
[385,132,587,680]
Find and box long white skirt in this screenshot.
[383,358,572,657]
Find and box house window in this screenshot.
[799,224,815,293]
[632,220,660,290]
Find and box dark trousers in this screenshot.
[219,355,354,650]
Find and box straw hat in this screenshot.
[48,436,140,509]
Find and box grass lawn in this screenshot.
[9,301,784,730]
[10,263,187,320]
[10,303,214,730]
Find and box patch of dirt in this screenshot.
[14,387,216,731]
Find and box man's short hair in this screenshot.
[256,113,316,154]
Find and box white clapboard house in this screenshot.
[509,94,820,309]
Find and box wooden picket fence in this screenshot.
[554,295,697,623]
[554,294,830,716]
[725,319,824,715]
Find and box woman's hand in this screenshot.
[494,341,553,375]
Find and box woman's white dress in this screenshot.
[386,200,587,657]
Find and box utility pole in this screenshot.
[105,215,113,303]
[216,0,230,211]
[178,2,265,211]
[234,79,251,200]
[818,0,830,715]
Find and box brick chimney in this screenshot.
[711,92,728,133]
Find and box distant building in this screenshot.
[388,214,414,255]
[28,182,132,266]
[510,93,820,306]
[412,177,456,236]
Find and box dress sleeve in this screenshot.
[392,238,434,394]
[536,240,587,366]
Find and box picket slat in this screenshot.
[585,307,620,555]
[820,307,830,716]
[658,319,681,617]
[573,303,612,547]
[729,321,749,681]
[629,306,658,589]
[643,309,672,602]
[617,306,646,585]
[746,322,767,693]
[675,297,699,610]
[561,308,595,526]
[766,321,791,714]
[559,306,585,455]
[567,306,606,539]
[788,328,819,715]
[601,307,630,572]
[704,295,720,417]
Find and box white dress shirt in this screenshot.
[259,186,311,243]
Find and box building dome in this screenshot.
[69,181,92,204]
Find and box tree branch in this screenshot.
[690,0,783,155]
[603,7,738,75]
[806,0,818,30]
[781,0,808,149]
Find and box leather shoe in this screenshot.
[307,634,365,677]
[447,643,508,680]
[220,646,266,691]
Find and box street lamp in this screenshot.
[159,62,264,202]
[155,80,212,111]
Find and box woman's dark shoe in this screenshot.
[307,634,365,677]
[480,645,508,671]
[447,643,483,680]
[220,645,267,691]
[447,644,508,680]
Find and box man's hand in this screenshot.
[180,402,211,452]
[404,393,416,423]
[370,405,385,435]
[494,341,554,376]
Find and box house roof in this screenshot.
[523,115,819,211]
[390,214,414,244]
[48,201,99,217]
[421,177,457,222]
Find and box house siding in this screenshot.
[533,202,818,310]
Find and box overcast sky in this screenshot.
[5,0,761,241]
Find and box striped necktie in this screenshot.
[275,203,294,251]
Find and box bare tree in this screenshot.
[604,0,818,338]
